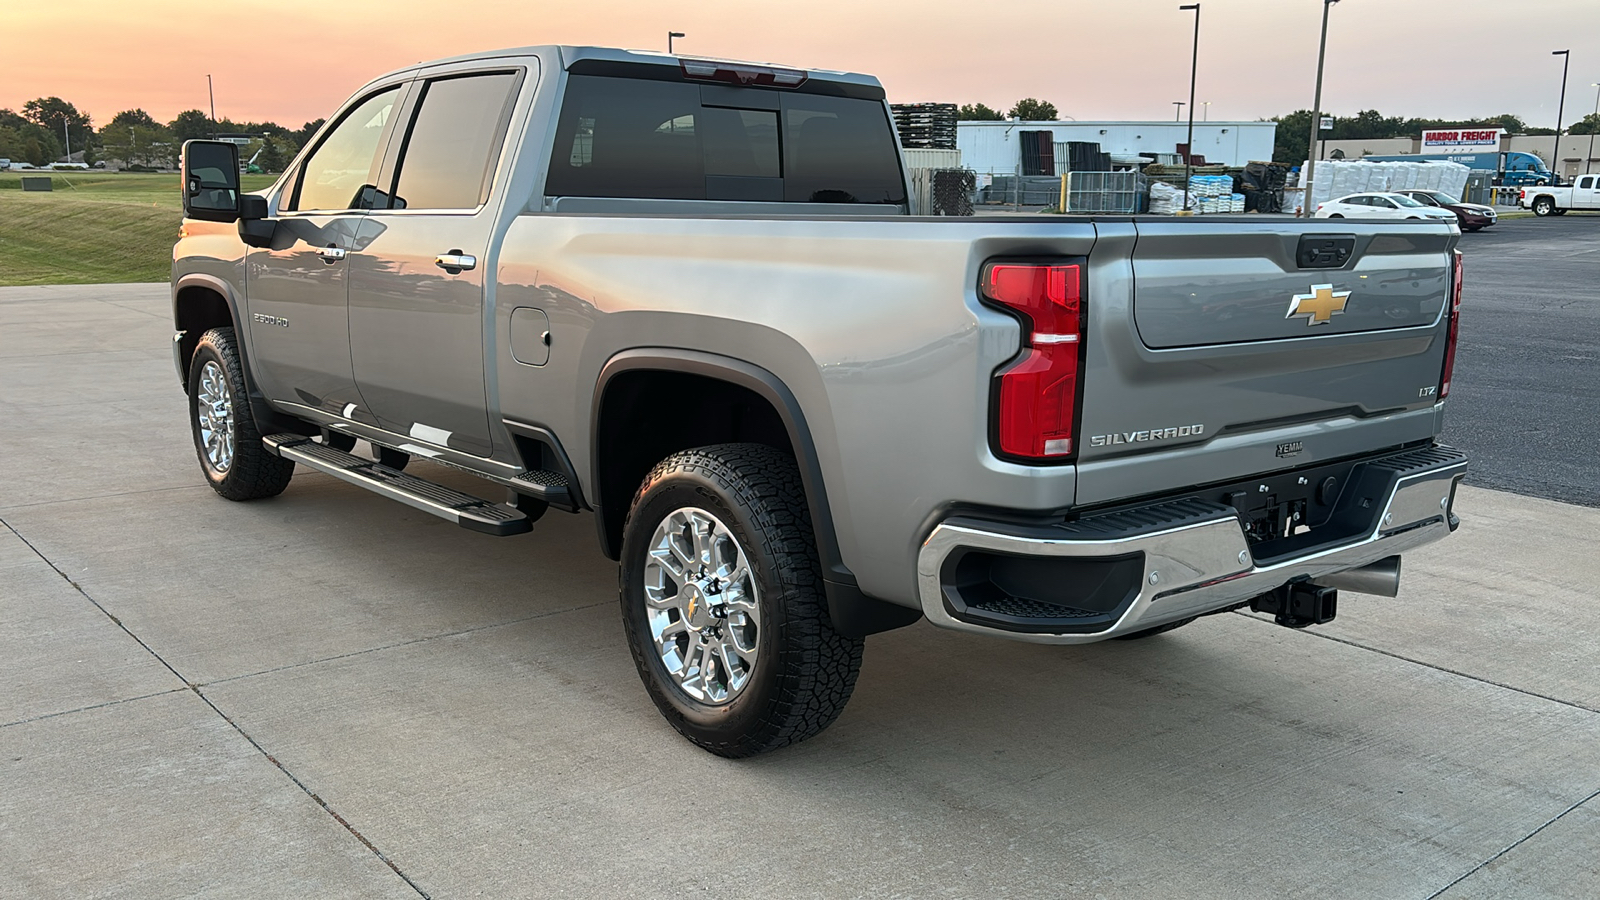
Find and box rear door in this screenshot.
[1574,174,1600,209]
[1073,218,1456,505]
[347,65,527,458]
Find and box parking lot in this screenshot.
[2,217,1598,898]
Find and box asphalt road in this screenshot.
[3,284,1600,899]
[1442,213,1600,506]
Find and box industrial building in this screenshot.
[956,120,1279,176]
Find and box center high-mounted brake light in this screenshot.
[1439,249,1463,399]
[981,262,1084,460]
[679,59,807,88]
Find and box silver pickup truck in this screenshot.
[173,45,1467,756]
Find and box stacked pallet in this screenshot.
[890,104,958,149]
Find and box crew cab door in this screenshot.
[1573,174,1600,209]
[247,84,405,415]
[346,66,526,458]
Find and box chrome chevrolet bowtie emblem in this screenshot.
[1287,283,1351,326]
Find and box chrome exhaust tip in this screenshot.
[1314,555,1402,598]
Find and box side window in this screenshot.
[1344,196,1367,207]
[1579,176,1595,190]
[546,74,906,205]
[287,88,401,212]
[1373,197,1396,208]
[389,72,520,210]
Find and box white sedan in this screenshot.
[1314,192,1459,221]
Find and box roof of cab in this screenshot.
[368,45,882,91]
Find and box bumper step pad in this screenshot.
[263,435,533,536]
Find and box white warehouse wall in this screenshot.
[957,121,1278,173]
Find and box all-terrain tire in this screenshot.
[619,443,863,757]
[188,327,295,500]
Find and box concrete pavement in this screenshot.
[2,284,1597,899]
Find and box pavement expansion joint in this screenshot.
[1231,611,1600,716]
[1,514,431,899]
[0,688,189,730]
[1423,786,1600,900]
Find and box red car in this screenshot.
[1395,190,1497,232]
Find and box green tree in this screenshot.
[957,103,1004,121]
[291,118,325,149]
[1568,113,1600,135]
[1271,109,1313,163]
[168,109,216,143]
[0,108,61,164]
[21,97,92,159]
[1008,98,1058,121]
[109,108,161,131]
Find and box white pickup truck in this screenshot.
[1521,173,1600,215]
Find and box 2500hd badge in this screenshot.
[1088,424,1205,448]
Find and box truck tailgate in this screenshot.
[1074,219,1458,506]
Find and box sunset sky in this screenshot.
[4,0,1597,130]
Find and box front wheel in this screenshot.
[1532,197,1555,216]
[1328,213,1344,218]
[619,443,864,757]
[188,327,295,500]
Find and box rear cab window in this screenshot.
[546,66,905,205]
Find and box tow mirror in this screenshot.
[181,140,241,222]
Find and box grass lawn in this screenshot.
[0,172,277,286]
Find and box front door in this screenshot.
[246,85,404,417]
[348,69,524,458]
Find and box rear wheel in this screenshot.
[1328,213,1344,218]
[187,327,295,501]
[1532,197,1555,216]
[619,443,863,757]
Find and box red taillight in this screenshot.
[1440,249,1463,398]
[982,262,1083,459]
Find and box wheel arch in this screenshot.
[172,274,311,436]
[591,349,920,639]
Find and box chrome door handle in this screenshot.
[435,251,477,272]
[317,244,347,262]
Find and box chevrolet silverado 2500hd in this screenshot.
[172,46,1467,757]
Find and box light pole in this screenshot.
[668,31,684,53]
[1180,4,1201,214]
[1300,0,1340,217]
[207,74,218,139]
[1173,101,1185,121]
[1587,83,1599,175]
[1552,50,1569,183]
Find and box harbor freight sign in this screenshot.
[1422,128,1503,154]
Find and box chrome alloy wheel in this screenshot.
[196,360,236,473]
[644,507,760,705]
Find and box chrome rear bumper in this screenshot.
[916,445,1467,644]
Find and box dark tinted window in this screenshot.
[290,87,400,212]
[546,74,904,204]
[781,93,904,204]
[391,72,519,210]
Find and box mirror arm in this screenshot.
[237,194,276,248]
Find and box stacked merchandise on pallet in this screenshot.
[1302,160,1470,211]
[1058,141,1111,172]
[1239,161,1291,213]
[889,103,958,149]
[1187,174,1241,213]
[1148,181,1195,214]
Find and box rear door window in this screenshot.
[388,72,521,210]
[546,74,904,204]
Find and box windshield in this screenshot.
[1426,192,1460,205]
[1390,194,1425,208]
